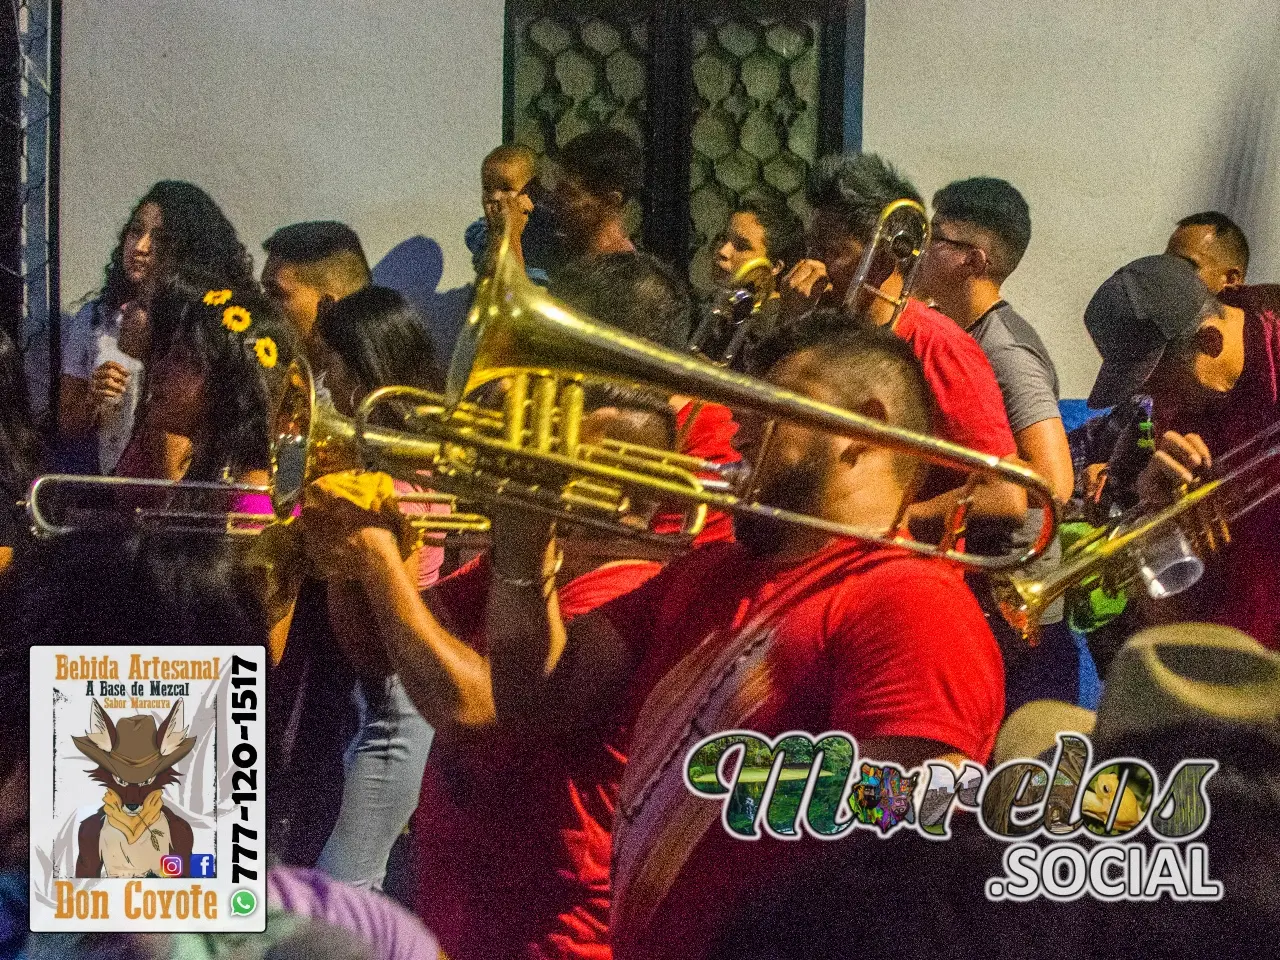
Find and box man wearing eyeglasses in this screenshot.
[777,154,1026,545]
[916,177,1078,707]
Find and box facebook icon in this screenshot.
[190,854,216,878]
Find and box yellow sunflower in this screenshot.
[203,289,233,306]
[222,305,252,333]
[254,336,279,369]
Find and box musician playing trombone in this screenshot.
[298,252,736,960]
[1081,254,1280,657]
[477,325,1006,960]
[775,153,1028,546]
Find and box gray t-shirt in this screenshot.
[970,301,1064,624]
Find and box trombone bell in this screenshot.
[415,215,1059,571]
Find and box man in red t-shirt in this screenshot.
[1084,255,1280,649]
[775,152,1024,542]
[302,381,738,960]
[483,326,1005,960]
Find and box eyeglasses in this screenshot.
[932,234,986,254]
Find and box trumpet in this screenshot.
[689,256,777,367]
[995,419,1280,640]
[328,216,1058,571]
[842,198,931,330]
[24,373,491,542]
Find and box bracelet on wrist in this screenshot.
[492,547,564,593]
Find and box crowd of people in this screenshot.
[0,126,1277,960]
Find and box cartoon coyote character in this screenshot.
[72,698,196,878]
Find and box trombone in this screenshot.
[995,419,1280,640]
[23,374,491,543]
[689,256,777,367]
[842,198,931,331]
[332,216,1057,571]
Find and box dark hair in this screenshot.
[0,326,42,503]
[738,193,806,270]
[809,153,923,244]
[262,221,371,273]
[100,181,253,313]
[556,129,644,202]
[755,313,934,485]
[1176,211,1250,272]
[315,285,443,394]
[14,532,267,648]
[147,278,294,481]
[550,251,693,350]
[932,176,1032,282]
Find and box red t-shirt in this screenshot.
[597,538,1005,960]
[894,299,1018,496]
[650,400,740,545]
[1176,285,1280,649]
[412,554,663,960]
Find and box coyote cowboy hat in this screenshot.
[72,699,197,784]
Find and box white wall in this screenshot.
[863,0,1280,398]
[60,0,504,307]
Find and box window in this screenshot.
[505,1,856,288]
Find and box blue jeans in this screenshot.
[316,674,435,890]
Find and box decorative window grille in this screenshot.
[505,1,852,286]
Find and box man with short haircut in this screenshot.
[917,177,1077,702]
[262,221,373,345]
[780,153,1026,538]
[551,250,694,351]
[544,128,642,268]
[712,193,805,288]
[299,253,732,960]
[701,194,806,369]
[483,325,1005,960]
[1166,211,1249,294]
[1083,254,1280,652]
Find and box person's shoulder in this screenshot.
[825,542,970,602]
[65,299,102,334]
[900,300,982,352]
[988,302,1051,352]
[822,549,990,644]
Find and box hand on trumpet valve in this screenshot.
[1137,431,1212,506]
[299,473,403,581]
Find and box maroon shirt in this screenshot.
[1177,284,1280,650]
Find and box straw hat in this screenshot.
[993,624,1280,765]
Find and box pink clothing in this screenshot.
[235,480,447,589]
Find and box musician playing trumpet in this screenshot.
[1080,254,1280,655]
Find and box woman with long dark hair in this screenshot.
[304,285,444,891]
[59,181,254,473]
[115,278,292,484]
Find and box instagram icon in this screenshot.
[159,856,183,878]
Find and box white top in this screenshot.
[63,300,144,473]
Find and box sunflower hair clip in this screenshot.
[253,336,279,369]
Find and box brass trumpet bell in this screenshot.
[842,198,932,330]
[270,357,492,542]
[995,419,1280,640]
[689,256,777,367]
[359,217,1058,571]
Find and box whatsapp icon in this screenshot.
[230,888,258,917]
